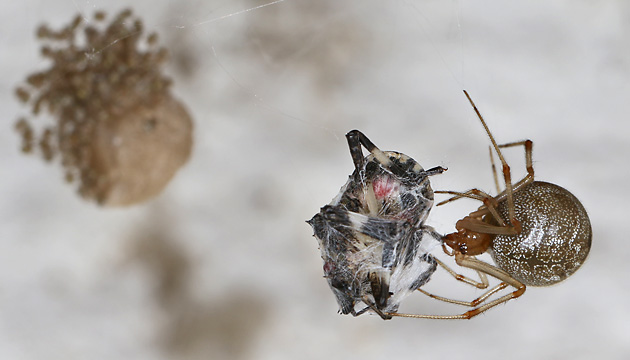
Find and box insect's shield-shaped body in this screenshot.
[308,141,444,319]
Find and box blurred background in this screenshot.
[1,0,628,359]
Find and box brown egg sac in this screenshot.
[90,93,193,206]
[14,9,193,206]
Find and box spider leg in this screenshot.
[452,253,526,316]
[439,141,534,210]
[415,257,504,308]
[433,257,488,289]
[435,190,510,230]
[455,215,518,235]
[489,146,501,194]
[387,253,526,320]
[497,140,535,189]
[489,141,533,192]
[435,189,495,206]
[498,140,534,178]
[418,283,508,307]
[463,91,519,229]
[419,225,445,245]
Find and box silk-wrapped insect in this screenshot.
[308,130,445,319]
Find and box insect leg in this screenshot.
[361,296,393,320]
[345,130,390,215]
[345,130,367,174]
[346,130,393,171]
[352,306,370,317]
[424,166,448,177]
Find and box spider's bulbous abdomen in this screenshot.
[489,181,592,287]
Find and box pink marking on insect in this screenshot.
[373,176,400,199]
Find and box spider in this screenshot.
[388,91,593,320]
[307,130,446,319]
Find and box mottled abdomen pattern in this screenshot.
[489,181,592,287]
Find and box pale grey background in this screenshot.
[1,1,627,359]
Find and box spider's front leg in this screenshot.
[387,254,526,320]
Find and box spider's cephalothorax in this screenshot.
[308,130,445,319]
